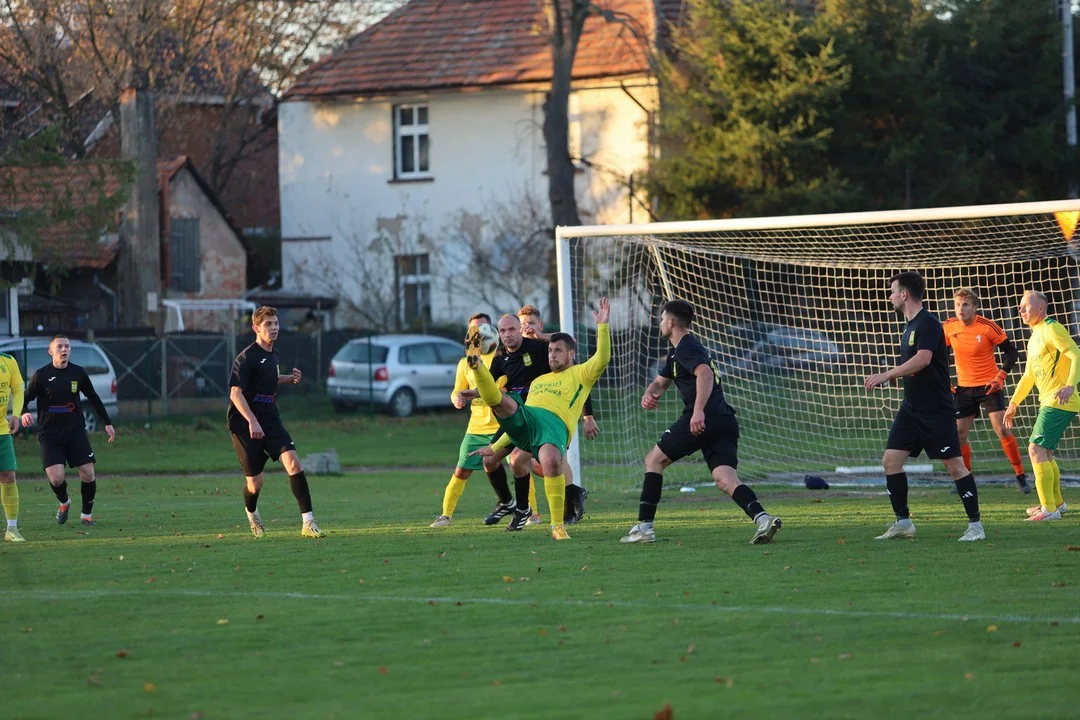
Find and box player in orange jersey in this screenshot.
[943,288,1030,493]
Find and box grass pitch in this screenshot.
[2,469,1079,719]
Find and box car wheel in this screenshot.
[83,409,98,433]
[388,388,416,417]
[331,399,354,414]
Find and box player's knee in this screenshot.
[0,472,14,484]
[78,467,95,483]
[644,446,670,473]
[453,467,471,480]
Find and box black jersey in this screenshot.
[899,308,955,416]
[660,334,734,416]
[228,342,282,427]
[490,336,595,415]
[23,362,111,437]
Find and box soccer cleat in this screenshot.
[80,517,95,527]
[464,330,482,368]
[1016,473,1031,494]
[1025,508,1062,522]
[56,502,70,525]
[429,515,452,528]
[248,511,265,539]
[565,486,588,525]
[875,521,916,540]
[750,514,782,545]
[4,527,25,542]
[958,525,985,542]
[506,506,531,532]
[551,523,571,541]
[619,523,656,544]
[527,513,543,525]
[1027,503,1067,517]
[301,519,324,538]
[483,501,515,526]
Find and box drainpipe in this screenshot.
[94,273,119,328]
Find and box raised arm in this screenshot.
[580,298,611,384]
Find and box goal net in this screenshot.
[557,200,1080,490]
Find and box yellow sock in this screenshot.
[529,475,539,515]
[472,360,502,406]
[441,476,467,517]
[0,482,18,523]
[1050,460,1065,509]
[1033,461,1054,510]
[544,475,566,528]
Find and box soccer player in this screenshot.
[228,306,323,538]
[21,335,115,527]
[469,297,611,540]
[623,299,781,545]
[864,272,985,542]
[0,352,24,541]
[430,313,513,528]
[943,288,1029,492]
[1002,290,1080,521]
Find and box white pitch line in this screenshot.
[2,588,1077,625]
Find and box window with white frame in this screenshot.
[393,104,430,179]
[395,253,431,328]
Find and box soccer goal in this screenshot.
[556,199,1080,491]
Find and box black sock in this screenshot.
[954,473,980,522]
[51,480,69,505]
[514,475,531,510]
[885,472,910,520]
[486,465,512,505]
[81,480,96,516]
[289,472,313,514]
[731,484,765,520]
[639,472,663,522]
[243,487,260,513]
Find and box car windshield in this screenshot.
[334,342,389,364]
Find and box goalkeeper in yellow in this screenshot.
[469,297,610,540]
[1003,290,1080,521]
[0,352,25,541]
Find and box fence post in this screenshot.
[160,335,169,416]
[367,335,374,417]
[146,337,153,429]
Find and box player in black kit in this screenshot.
[229,306,323,538]
[863,272,985,542]
[20,335,115,526]
[622,300,781,546]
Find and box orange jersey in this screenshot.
[943,315,1008,386]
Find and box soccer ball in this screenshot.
[474,323,500,354]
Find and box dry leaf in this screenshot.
[116,649,128,658]
[1065,545,1080,552]
[654,703,673,720]
[144,682,156,693]
[1051,582,1066,587]
[986,625,998,633]
[581,565,589,572]
[378,666,388,674]
[502,576,514,583]
[838,653,852,660]
[145,577,156,584]
[714,676,734,688]
[837,538,846,545]
[964,673,974,681]
[216,619,229,625]
[1013,641,1022,648]
[686,644,696,654]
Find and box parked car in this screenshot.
[0,338,120,432]
[733,326,845,375]
[327,335,465,416]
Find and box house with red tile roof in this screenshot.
[0,158,248,333]
[278,0,668,329]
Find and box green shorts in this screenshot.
[500,404,569,458]
[457,432,495,471]
[0,435,17,472]
[1030,407,1078,451]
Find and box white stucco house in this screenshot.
[278,0,674,330]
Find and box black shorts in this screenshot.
[886,406,962,459]
[954,385,1007,419]
[230,420,296,477]
[657,411,739,471]
[40,431,95,470]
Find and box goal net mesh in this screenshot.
[563,203,1080,490]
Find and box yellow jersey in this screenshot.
[452,351,501,435]
[0,353,23,435]
[1010,317,1080,412]
[521,323,610,435]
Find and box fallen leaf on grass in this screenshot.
[986,625,998,633]
[1013,641,1022,648]
[838,653,852,660]
[144,682,156,693]
[581,565,589,572]
[216,534,224,540]
[378,666,388,675]
[686,644,696,654]
[1051,582,1066,587]
[654,703,673,720]
[715,676,734,687]
[1066,545,1080,552]
[964,673,974,681]
[145,577,156,584]
[87,669,104,687]
[216,619,229,625]
[502,576,514,583]
[837,538,846,545]
[116,649,128,658]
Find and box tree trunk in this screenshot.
[118,87,162,330]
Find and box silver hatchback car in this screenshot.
[327,334,465,416]
[0,338,120,432]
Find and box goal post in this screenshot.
[556,199,1080,491]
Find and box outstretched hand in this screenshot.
[593,297,610,325]
[468,445,495,458]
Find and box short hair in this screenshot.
[953,288,979,305]
[517,305,542,320]
[1025,289,1049,306]
[469,312,492,326]
[889,271,925,301]
[498,313,519,324]
[50,334,69,347]
[549,332,576,351]
[661,299,695,329]
[252,306,278,325]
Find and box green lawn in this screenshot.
[2,471,1079,719]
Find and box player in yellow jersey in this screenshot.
[1003,290,1080,521]
[430,313,512,528]
[0,352,25,541]
[469,297,611,540]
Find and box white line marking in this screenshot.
[2,588,1076,625]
